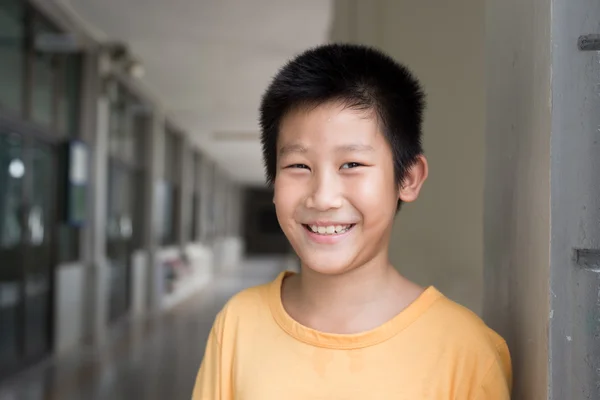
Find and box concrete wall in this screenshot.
[549,0,600,397]
[483,0,552,398]
[329,0,485,313]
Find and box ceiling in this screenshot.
[59,0,333,184]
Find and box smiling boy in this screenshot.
[192,43,512,399]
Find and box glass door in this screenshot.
[0,127,56,377]
[106,162,133,323]
[0,132,25,373]
[22,139,55,358]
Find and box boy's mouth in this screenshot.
[302,224,355,235]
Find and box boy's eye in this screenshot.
[341,162,363,169]
[286,164,310,169]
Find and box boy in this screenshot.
[192,43,512,399]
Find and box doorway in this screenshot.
[0,124,58,378]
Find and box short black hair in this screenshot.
[259,43,426,206]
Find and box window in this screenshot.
[212,169,229,238]
[159,127,181,246]
[0,0,25,113]
[206,162,216,241]
[106,80,146,249]
[0,3,83,264]
[189,152,201,241]
[31,25,55,128]
[105,79,147,323]
[107,82,143,164]
[0,3,81,135]
[0,133,24,249]
[30,12,82,134]
[57,54,82,136]
[106,163,134,243]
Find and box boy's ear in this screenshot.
[398,155,428,203]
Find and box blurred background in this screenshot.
[0,0,598,399]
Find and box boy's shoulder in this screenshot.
[425,289,507,347]
[226,280,272,311]
[214,276,275,325]
[422,290,511,376]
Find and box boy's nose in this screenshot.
[305,173,343,211]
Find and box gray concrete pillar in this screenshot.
[84,52,110,346]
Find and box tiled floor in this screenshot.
[0,258,284,400]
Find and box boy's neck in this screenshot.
[294,252,417,314]
[282,253,424,334]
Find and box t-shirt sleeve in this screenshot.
[475,340,513,400]
[191,312,231,400]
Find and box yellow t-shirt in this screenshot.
[192,272,512,399]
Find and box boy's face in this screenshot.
[274,102,412,275]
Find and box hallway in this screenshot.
[0,1,598,398]
[0,258,284,400]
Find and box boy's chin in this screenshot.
[299,253,356,276]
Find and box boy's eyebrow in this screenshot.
[278,143,308,156]
[335,144,374,153]
[279,143,374,156]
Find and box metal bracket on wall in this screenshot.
[573,248,600,272]
[578,34,600,51]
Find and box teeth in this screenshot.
[308,224,352,235]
